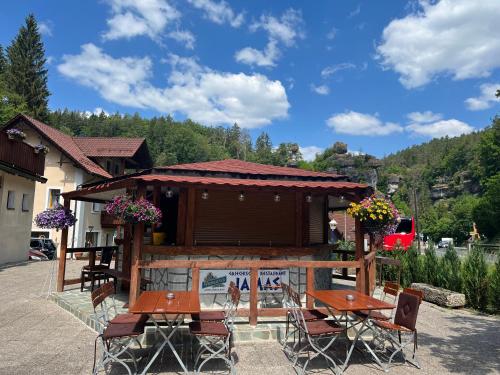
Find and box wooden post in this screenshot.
[368,234,376,295]
[153,185,161,206]
[354,218,367,294]
[192,267,200,294]
[56,199,71,292]
[129,184,146,307]
[306,267,314,309]
[176,188,187,245]
[295,192,303,247]
[122,223,132,290]
[249,267,258,326]
[185,187,196,247]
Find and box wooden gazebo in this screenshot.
[58,159,375,325]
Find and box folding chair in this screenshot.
[288,288,344,375]
[189,285,240,374]
[281,283,328,351]
[91,282,147,375]
[81,247,115,292]
[371,292,421,372]
[403,287,424,304]
[192,282,236,322]
[354,283,399,322]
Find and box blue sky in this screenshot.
[1,0,499,159]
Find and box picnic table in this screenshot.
[305,289,395,372]
[129,290,200,374]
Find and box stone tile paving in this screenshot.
[0,260,499,375]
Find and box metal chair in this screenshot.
[371,292,421,372]
[189,284,240,374]
[288,287,344,375]
[91,282,147,375]
[354,283,399,322]
[281,283,328,351]
[81,247,115,292]
[191,282,236,322]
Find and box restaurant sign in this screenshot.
[199,269,289,294]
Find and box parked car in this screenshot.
[28,248,49,261]
[438,238,453,248]
[383,217,416,251]
[29,238,56,260]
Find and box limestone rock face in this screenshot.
[410,283,465,308]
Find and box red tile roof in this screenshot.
[160,159,342,179]
[73,137,145,158]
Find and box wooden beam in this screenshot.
[56,199,70,292]
[295,192,303,247]
[137,259,361,269]
[354,218,367,294]
[143,245,321,257]
[129,183,146,307]
[153,185,161,206]
[192,267,200,294]
[184,187,196,247]
[368,234,376,295]
[249,267,258,326]
[122,224,132,290]
[306,267,314,309]
[176,188,187,245]
[302,195,310,246]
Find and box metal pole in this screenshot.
[413,188,421,253]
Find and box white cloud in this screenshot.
[188,0,244,27]
[103,0,181,41]
[38,21,53,36]
[58,44,289,129]
[300,146,323,161]
[406,111,442,123]
[235,8,304,68]
[376,0,500,89]
[326,27,337,40]
[407,119,474,138]
[321,63,356,78]
[326,111,403,136]
[310,84,329,95]
[348,4,361,18]
[84,107,110,118]
[465,83,500,110]
[168,30,196,49]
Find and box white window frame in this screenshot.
[46,187,62,209]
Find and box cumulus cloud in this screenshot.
[326,111,403,136]
[376,0,500,89]
[103,0,181,41]
[168,30,196,49]
[300,146,323,161]
[321,63,356,79]
[406,111,442,123]
[188,0,244,27]
[235,8,304,68]
[310,84,329,95]
[407,119,474,138]
[84,107,110,117]
[326,27,337,40]
[58,44,289,128]
[465,83,500,110]
[38,21,53,36]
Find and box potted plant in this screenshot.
[34,144,50,154]
[6,128,27,141]
[34,204,77,231]
[105,194,162,225]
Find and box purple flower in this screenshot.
[34,205,77,230]
[104,194,162,225]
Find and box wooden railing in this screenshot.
[0,132,45,176]
[62,246,118,286]
[136,258,363,325]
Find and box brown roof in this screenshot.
[160,159,342,180]
[3,114,150,178]
[73,137,145,158]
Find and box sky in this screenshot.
[1,0,499,160]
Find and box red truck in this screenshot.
[383,217,416,251]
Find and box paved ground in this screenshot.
[0,260,499,375]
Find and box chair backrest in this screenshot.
[91,282,117,332]
[287,287,310,333]
[100,247,114,266]
[403,287,424,304]
[383,283,399,298]
[281,282,291,306]
[394,292,420,331]
[224,282,240,328]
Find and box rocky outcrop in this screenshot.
[410,283,465,308]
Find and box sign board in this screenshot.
[199,269,289,294]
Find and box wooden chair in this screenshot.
[403,287,424,304]
[354,283,399,322]
[81,247,115,292]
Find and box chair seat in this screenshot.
[189,321,229,337]
[102,321,145,340]
[373,319,412,332]
[302,309,328,321]
[354,310,391,321]
[191,311,225,322]
[110,313,149,325]
[305,320,343,336]
[83,264,109,271]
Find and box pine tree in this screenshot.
[0,45,6,76]
[5,14,49,120]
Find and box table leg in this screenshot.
[139,315,171,375]
[163,313,190,374]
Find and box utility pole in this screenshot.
[413,188,421,253]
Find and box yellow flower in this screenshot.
[370,214,376,220]
[379,215,383,220]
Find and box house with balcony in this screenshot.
[0,130,46,264]
[2,114,152,254]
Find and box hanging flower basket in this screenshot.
[347,194,399,236]
[105,194,162,225]
[34,144,50,154]
[6,128,26,141]
[34,204,77,231]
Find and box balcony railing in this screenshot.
[0,132,45,176]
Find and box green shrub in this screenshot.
[489,257,500,312]
[424,245,440,286]
[440,246,462,292]
[400,246,420,287]
[462,246,489,311]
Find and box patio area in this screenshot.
[0,259,499,375]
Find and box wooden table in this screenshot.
[306,290,395,372]
[130,291,200,374]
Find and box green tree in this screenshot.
[5,14,49,120]
[439,246,462,292]
[0,45,6,75]
[490,258,500,312]
[473,173,500,238]
[254,132,273,164]
[462,246,489,311]
[477,117,500,182]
